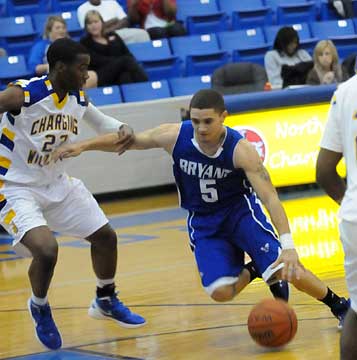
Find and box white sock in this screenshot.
[96,278,115,288]
[31,293,48,306]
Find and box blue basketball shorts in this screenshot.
[186,193,284,295]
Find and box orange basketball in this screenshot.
[247,298,298,348]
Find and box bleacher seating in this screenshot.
[7,0,51,16]
[170,34,229,76]
[51,0,84,12]
[121,80,172,102]
[310,19,357,59]
[0,15,38,56]
[273,0,317,24]
[176,0,229,35]
[218,28,268,65]
[169,75,211,96]
[0,55,32,86]
[0,0,357,103]
[127,39,181,80]
[218,0,273,30]
[86,86,122,106]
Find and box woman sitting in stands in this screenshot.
[306,40,345,85]
[80,10,148,87]
[264,26,312,89]
[28,15,97,88]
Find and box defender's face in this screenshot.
[63,54,90,90]
[190,108,226,144]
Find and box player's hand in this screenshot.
[116,124,134,155]
[51,143,84,162]
[271,249,304,282]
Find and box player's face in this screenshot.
[63,54,90,90]
[190,108,226,144]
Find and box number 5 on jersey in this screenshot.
[200,179,218,203]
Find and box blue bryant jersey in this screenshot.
[0,76,87,186]
[172,121,253,213]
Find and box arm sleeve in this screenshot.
[320,92,343,152]
[83,102,125,134]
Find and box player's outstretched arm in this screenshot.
[52,124,134,161]
[52,123,180,162]
[234,139,303,281]
[0,86,24,114]
[130,123,180,153]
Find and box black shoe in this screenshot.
[269,281,289,302]
[331,297,350,330]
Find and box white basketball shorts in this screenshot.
[339,220,357,313]
[0,174,108,247]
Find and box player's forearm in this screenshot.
[79,133,120,152]
[130,132,158,150]
[263,196,291,236]
[317,170,346,205]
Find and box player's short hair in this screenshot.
[189,89,226,114]
[47,38,89,71]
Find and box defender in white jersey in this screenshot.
[0,38,145,351]
[317,76,357,360]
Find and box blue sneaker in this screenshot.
[88,293,146,328]
[269,281,289,302]
[331,297,351,330]
[27,299,62,350]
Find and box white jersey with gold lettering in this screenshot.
[320,75,357,222]
[0,76,87,186]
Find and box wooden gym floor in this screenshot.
[0,191,348,360]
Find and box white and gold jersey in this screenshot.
[321,75,357,222]
[0,76,87,186]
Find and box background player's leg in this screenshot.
[21,226,62,350]
[85,224,146,328]
[340,309,357,359]
[278,268,349,328]
[21,226,58,298]
[86,223,117,279]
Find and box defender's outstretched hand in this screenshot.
[116,123,134,155]
[52,124,135,162]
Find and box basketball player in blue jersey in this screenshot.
[54,88,350,328]
[0,38,145,351]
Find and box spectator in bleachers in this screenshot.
[306,40,345,85]
[28,16,68,77]
[28,15,97,88]
[77,0,150,44]
[80,10,148,87]
[127,0,186,40]
[264,26,312,89]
